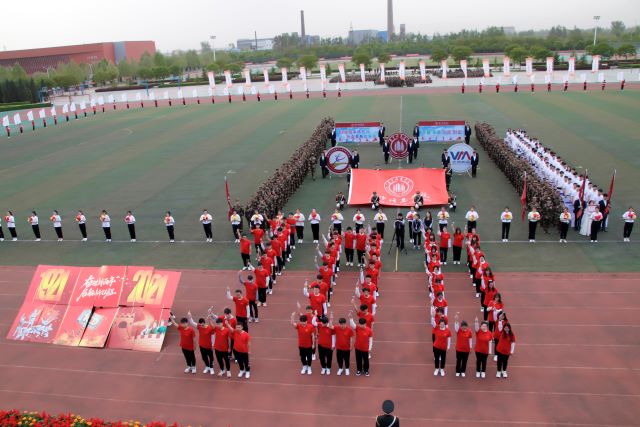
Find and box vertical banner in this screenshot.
[399,61,406,80]
[50,106,57,117]
[262,68,269,85]
[135,92,142,102]
[38,109,46,119]
[379,63,385,82]
[419,60,426,81]
[546,57,554,74]
[597,72,605,83]
[244,69,251,85]
[281,67,288,85]
[568,57,575,76]
[27,110,34,121]
[2,115,9,127]
[441,60,448,79]
[482,59,490,77]
[359,63,365,82]
[460,60,468,78]
[338,63,346,83]
[300,66,307,83]
[580,73,587,83]
[319,64,326,82]
[192,89,198,99]
[13,113,21,125]
[617,71,625,82]
[525,57,533,75]
[591,55,600,73]
[224,70,232,87]
[207,71,215,87]
[503,56,510,76]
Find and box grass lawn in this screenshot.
[0,89,638,272]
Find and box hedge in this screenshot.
[0,102,51,113]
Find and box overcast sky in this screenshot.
[2,0,639,52]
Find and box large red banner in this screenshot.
[25,265,82,305]
[69,266,126,307]
[348,168,448,207]
[6,302,66,343]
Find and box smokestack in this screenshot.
[300,10,306,41]
[387,0,394,42]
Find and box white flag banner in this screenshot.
[268,84,275,94]
[529,74,535,83]
[98,96,104,105]
[546,57,554,74]
[303,83,308,92]
[580,73,587,83]
[281,68,288,84]
[135,92,142,101]
[563,74,569,83]
[207,87,213,97]
[591,55,600,73]
[70,102,76,112]
[617,71,625,82]
[13,113,21,124]
[207,71,215,87]
[512,75,518,84]
[379,63,385,82]
[598,72,605,83]
[525,57,533,75]
[460,60,468,78]
[27,110,34,121]
[320,64,326,82]
[177,89,183,99]
[359,64,365,82]
[482,59,490,77]
[50,106,57,116]
[336,82,341,91]
[399,61,406,80]
[503,56,510,76]
[244,69,251,85]
[237,86,244,95]
[120,94,127,102]
[90,98,96,107]
[568,57,576,76]
[38,109,46,119]
[224,70,232,87]
[223,87,229,96]
[149,91,156,100]
[338,63,346,82]
[62,104,69,114]
[419,60,426,81]
[441,60,448,79]
[263,68,270,85]
[163,91,169,100]
[544,74,551,84]
[300,66,307,82]
[2,116,9,127]
[108,95,115,104]
[480,77,485,86]
[250,86,257,95]
[192,89,198,98]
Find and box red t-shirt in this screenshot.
[360,293,376,310]
[496,332,516,355]
[483,286,498,306]
[271,239,282,257]
[240,238,251,254]
[317,324,335,348]
[433,298,448,311]
[334,326,354,351]
[344,231,355,249]
[319,267,333,284]
[178,326,195,351]
[254,268,269,288]
[197,324,214,349]
[432,327,452,351]
[308,293,326,315]
[355,234,367,251]
[243,281,258,302]
[260,256,273,271]
[456,328,473,352]
[212,327,231,352]
[475,330,493,354]
[453,233,464,247]
[233,296,249,317]
[296,323,315,348]
[232,330,251,353]
[357,311,375,328]
[354,326,373,352]
[439,232,451,248]
[366,267,380,285]
[250,228,264,244]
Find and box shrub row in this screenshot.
[0,102,51,113]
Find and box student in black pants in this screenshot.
[317,316,334,375]
[454,317,473,377]
[29,211,41,241]
[213,318,232,377]
[351,316,373,377]
[334,318,353,375]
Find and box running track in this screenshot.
[0,266,638,426]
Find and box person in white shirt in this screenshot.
[406,208,417,243]
[100,210,111,242]
[0,215,4,241]
[250,211,264,229]
[353,209,365,233]
[559,208,571,242]
[28,211,41,241]
[5,211,17,241]
[308,209,321,243]
[374,209,387,241]
[527,207,541,242]
[622,207,636,242]
[228,210,240,243]
[125,211,137,242]
[200,209,214,242]
[50,210,63,241]
[331,209,344,234]
[437,207,450,232]
[76,210,87,241]
[294,209,306,243]
[164,211,176,242]
[500,207,512,242]
[465,207,479,233]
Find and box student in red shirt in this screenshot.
[231,322,251,379]
[170,315,196,374]
[250,225,265,255]
[220,308,237,361]
[187,311,215,375]
[433,292,448,317]
[238,271,259,323]
[239,234,252,269]
[253,264,270,307]
[452,227,464,265]
[486,293,504,328]
[212,318,232,378]
[496,322,516,378]
[226,287,250,331]
[453,314,473,377]
[349,314,373,376]
[344,227,355,266]
[474,318,493,378]
[355,286,377,315]
[303,283,327,317]
[316,316,335,375]
[431,316,451,376]
[355,228,368,267]
[333,317,354,376]
[260,253,275,291]
[352,302,375,329]
[438,227,451,265]
[291,313,316,375]
[481,279,498,318]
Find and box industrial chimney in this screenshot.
[301,10,306,42]
[387,0,394,42]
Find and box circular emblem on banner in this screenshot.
[388,132,411,159]
[447,143,474,173]
[384,175,415,197]
[325,146,352,174]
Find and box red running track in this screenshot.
[0,266,639,426]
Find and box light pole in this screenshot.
[593,16,600,46]
[210,35,217,62]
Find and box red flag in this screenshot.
[225,177,233,220]
[605,170,615,214]
[577,172,587,219]
[520,172,527,221]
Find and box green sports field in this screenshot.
[1,90,639,272]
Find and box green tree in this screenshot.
[11,63,27,80]
[276,57,293,70]
[297,54,318,71]
[430,47,448,63]
[616,43,636,58]
[117,59,133,79]
[451,46,473,62]
[611,21,626,38]
[185,50,201,69]
[377,52,391,64]
[530,45,552,61]
[139,51,154,69]
[506,45,529,65]
[587,42,615,58]
[52,61,85,88]
[351,50,372,68]
[93,59,119,85]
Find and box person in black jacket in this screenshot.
[470,150,479,177]
[573,198,583,231]
[319,152,329,178]
[376,400,399,427]
[412,136,419,160]
[413,123,420,139]
[394,213,405,252]
[464,122,472,144]
[351,149,360,169]
[441,149,450,168]
[382,139,390,164]
[407,139,415,164]
[378,123,386,146]
[330,127,337,147]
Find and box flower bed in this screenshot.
[0,410,179,427]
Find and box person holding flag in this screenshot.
[520,172,528,223]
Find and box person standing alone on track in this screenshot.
[201,209,214,243]
[100,210,111,242]
[125,211,136,242]
[622,207,636,242]
[164,211,176,242]
[500,207,512,242]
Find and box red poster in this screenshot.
[53,306,93,346]
[26,265,82,305]
[153,270,181,308]
[132,308,170,352]
[348,168,448,207]
[79,308,119,348]
[6,302,66,343]
[69,266,125,307]
[121,268,180,308]
[121,266,155,307]
[105,307,137,350]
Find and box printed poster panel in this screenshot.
[122,267,180,308]
[335,122,381,144]
[26,265,82,305]
[6,302,66,343]
[78,308,119,348]
[106,307,169,352]
[105,307,137,350]
[53,305,93,346]
[69,266,125,307]
[418,120,465,143]
[121,266,156,307]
